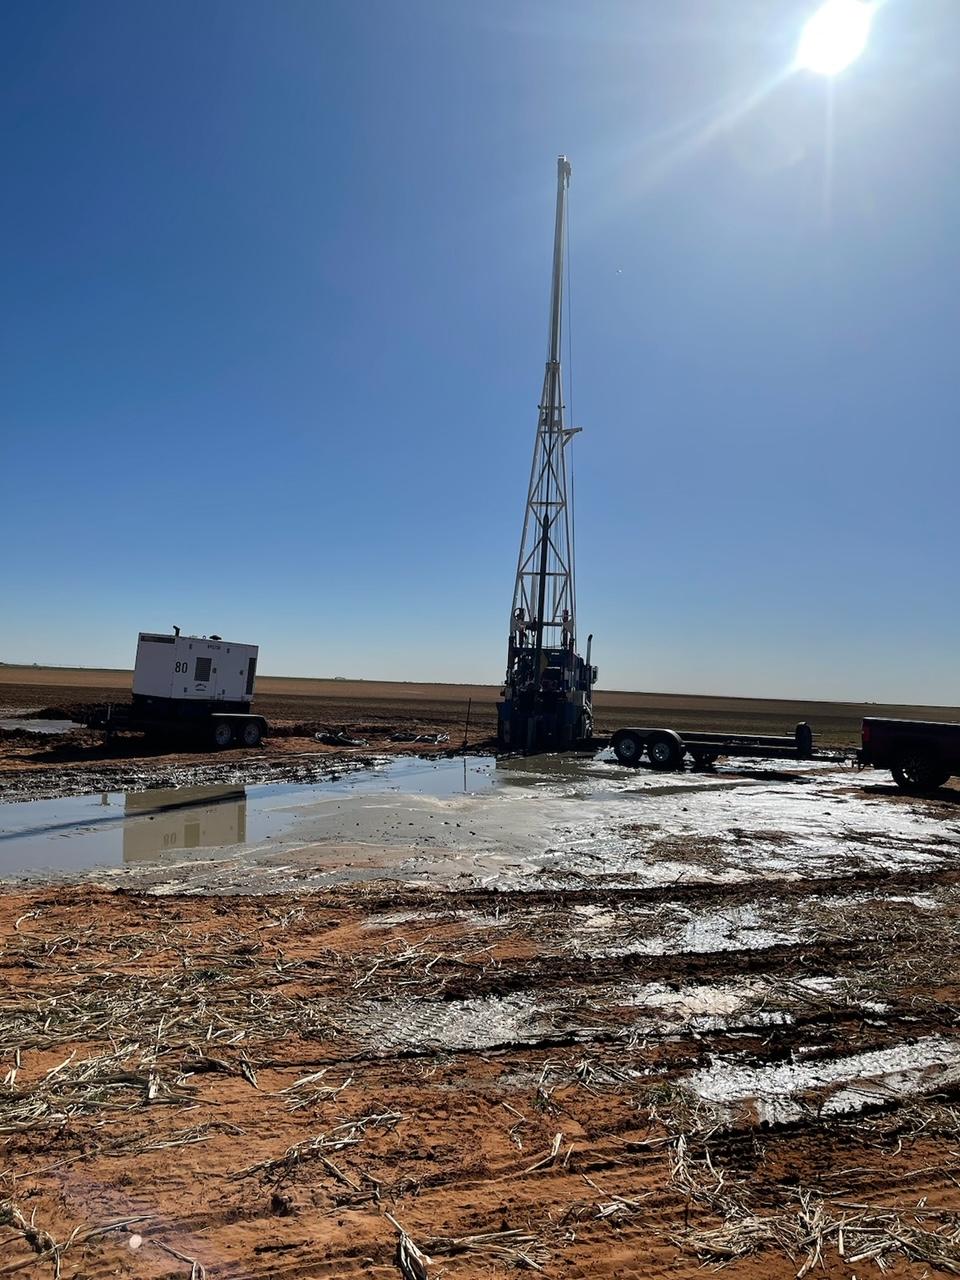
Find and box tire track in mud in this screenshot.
[415,937,870,1001]
[345,864,960,914]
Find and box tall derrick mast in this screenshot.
[497,156,595,753]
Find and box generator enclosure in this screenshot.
[133,633,258,711]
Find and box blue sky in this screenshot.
[2,0,958,701]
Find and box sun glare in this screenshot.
[796,0,874,76]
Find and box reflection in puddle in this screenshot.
[0,784,259,875]
[0,757,500,877]
[122,788,247,861]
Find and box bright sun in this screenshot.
[796,0,874,76]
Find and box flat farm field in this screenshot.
[3,664,959,746]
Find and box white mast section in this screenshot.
[510,155,579,661]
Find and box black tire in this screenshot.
[212,720,235,750]
[891,750,949,794]
[613,731,643,767]
[239,720,263,748]
[646,730,684,771]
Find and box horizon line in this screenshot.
[1,661,959,712]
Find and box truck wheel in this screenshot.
[212,721,234,749]
[891,751,949,794]
[647,730,684,771]
[239,720,263,748]
[613,731,643,767]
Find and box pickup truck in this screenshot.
[860,717,960,793]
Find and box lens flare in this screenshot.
[796,0,874,76]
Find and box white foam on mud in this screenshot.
[824,892,941,911]
[567,902,800,957]
[671,905,798,954]
[550,770,960,890]
[623,979,795,1031]
[686,1035,960,1125]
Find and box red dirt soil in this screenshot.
[2,876,959,1279]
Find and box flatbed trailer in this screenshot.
[609,721,820,770]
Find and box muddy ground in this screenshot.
[4,671,960,1277]
[4,861,960,1278]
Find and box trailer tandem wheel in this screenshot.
[613,731,643,767]
[212,721,235,749]
[646,730,685,771]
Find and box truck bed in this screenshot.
[860,716,960,792]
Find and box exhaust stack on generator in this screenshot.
[497,156,596,753]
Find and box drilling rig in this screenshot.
[497,156,596,753]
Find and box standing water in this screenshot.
[0,756,498,876]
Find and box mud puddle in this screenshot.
[0,718,78,734]
[2,753,959,892]
[0,756,497,877]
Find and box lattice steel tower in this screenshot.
[511,155,578,655]
[498,156,594,752]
